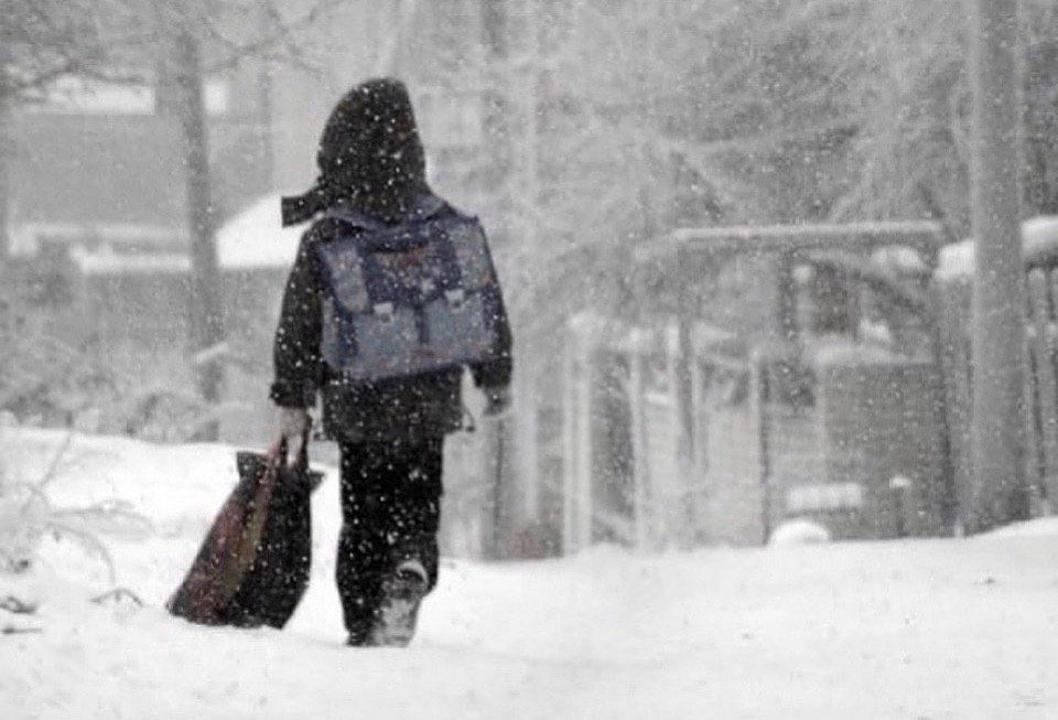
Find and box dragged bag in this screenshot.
[167,442,322,629]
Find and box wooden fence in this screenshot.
[561,221,961,550]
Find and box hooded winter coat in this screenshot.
[270,79,512,443]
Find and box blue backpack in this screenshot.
[316,205,505,383]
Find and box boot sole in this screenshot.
[370,575,427,647]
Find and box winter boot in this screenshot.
[369,559,429,647]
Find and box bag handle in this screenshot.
[274,423,311,473]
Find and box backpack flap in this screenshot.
[359,223,460,308]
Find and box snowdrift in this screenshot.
[1,429,1056,719]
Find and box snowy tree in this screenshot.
[0,0,140,258]
[709,0,1058,231]
[0,0,139,103]
[140,0,338,423]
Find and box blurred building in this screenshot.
[5,65,271,261]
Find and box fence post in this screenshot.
[628,332,651,550]
[674,247,698,548]
[560,322,593,554]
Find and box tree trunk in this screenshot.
[512,0,545,528]
[172,29,224,437]
[482,1,511,223]
[966,0,1029,532]
[0,100,9,265]
[0,51,11,264]
[255,59,274,192]
[480,1,518,560]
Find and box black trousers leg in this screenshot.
[337,436,443,641]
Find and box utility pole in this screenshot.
[171,26,225,436]
[966,0,1029,532]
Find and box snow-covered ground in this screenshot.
[1,429,1057,719]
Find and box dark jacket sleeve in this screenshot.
[270,227,325,408]
[469,234,513,390]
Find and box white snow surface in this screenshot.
[935,215,1058,282]
[2,429,1057,719]
[768,518,832,546]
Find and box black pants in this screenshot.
[337,436,443,641]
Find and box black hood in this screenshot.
[281,78,430,226]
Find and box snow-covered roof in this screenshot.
[935,239,974,282]
[216,194,308,270]
[70,247,190,275]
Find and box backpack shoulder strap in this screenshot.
[320,206,387,234]
[322,194,450,234]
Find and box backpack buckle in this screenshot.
[445,289,465,307]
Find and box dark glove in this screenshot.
[482,385,511,418]
[276,406,311,466]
